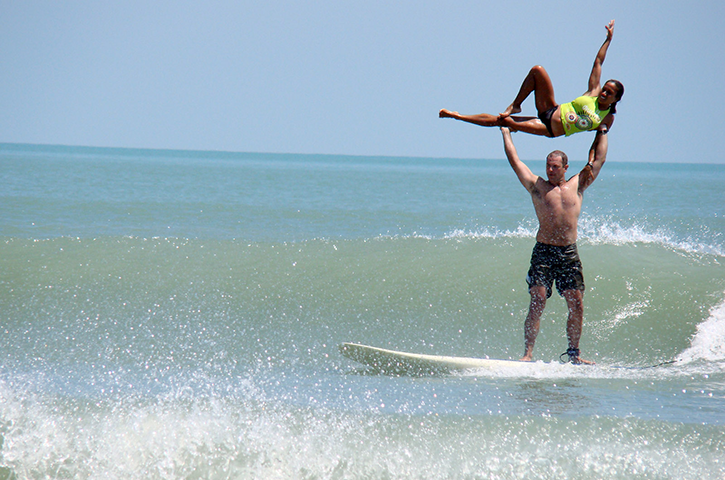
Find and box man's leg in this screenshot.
[562,289,593,364]
[522,285,547,361]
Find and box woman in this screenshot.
[439,20,623,137]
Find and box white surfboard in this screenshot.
[339,342,526,375]
[340,343,677,374]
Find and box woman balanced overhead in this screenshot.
[439,20,623,137]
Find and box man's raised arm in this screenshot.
[501,127,538,193]
[579,129,608,192]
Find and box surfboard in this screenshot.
[340,343,678,374]
[339,342,526,375]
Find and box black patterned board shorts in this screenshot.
[526,242,585,298]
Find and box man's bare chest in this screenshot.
[535,183,581,211]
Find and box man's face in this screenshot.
[546,155,567,183]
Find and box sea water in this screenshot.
[1,143,724,479]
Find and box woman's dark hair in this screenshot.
[605,79,624,114]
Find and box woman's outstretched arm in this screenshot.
[586,20,615,96]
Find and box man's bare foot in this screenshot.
[439,108,458,119]
[520,354,533,362]
[499,104,522,118]
[562,348,595,365]
[571,356,595,365]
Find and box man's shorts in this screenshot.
[526,242,585,298]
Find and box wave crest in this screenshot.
[679,298,725,364]
[438,217,723,257]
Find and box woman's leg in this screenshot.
[439,109,551,137]
[439,109,503,127]
[499,116,551,137]
[501,65,558,117]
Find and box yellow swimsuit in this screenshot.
[559,96,610,136]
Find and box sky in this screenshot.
[1,1,724,164]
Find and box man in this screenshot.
[500,126,608,364]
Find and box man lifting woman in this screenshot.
[440,20,623,138]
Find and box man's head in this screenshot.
[546,150,568,184]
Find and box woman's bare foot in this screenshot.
[499,104,522,118]
[498,116,519,131]
[439,108,459,119]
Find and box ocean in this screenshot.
[1,143,724,479]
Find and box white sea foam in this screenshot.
[436,216,723,258]
[679,295,725,364]
[444,224,537,240]
[579,217,724,257]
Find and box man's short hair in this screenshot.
[547,150,568,167]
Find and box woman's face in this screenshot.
[599,82,620,106]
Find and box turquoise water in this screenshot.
[1,144,724,478]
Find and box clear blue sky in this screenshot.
[2,1,724,163]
